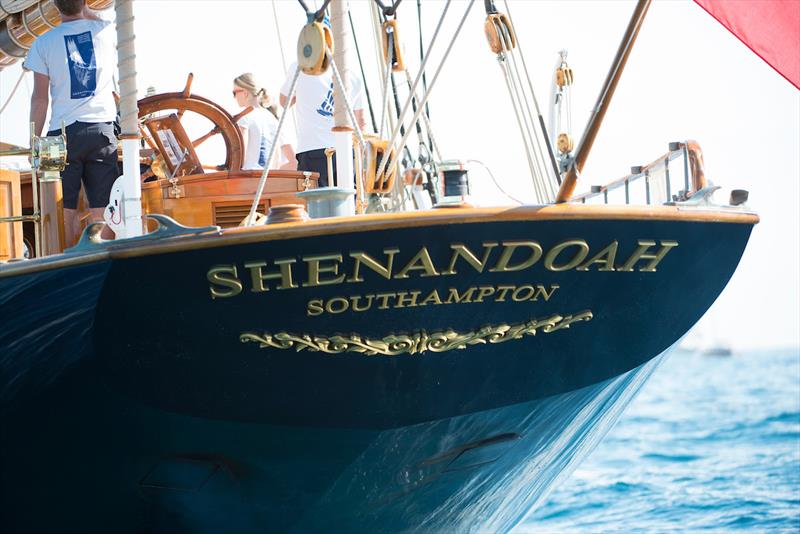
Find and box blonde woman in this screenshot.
[232,73,295,170]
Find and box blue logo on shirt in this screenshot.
[258,138,268,167]
[64,31,97,99]
[316,82,334,117]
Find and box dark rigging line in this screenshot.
[349,9,378,132]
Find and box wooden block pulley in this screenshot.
[364,139,397,194]
[297,21,334,76]
[484,13,516,54]
[381,20,405,72]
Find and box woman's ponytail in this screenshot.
[233,73,279,118]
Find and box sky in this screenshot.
[0,0,798,349]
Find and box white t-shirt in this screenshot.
[23,19,117,131]
[238,107,288,170]
[280,62,364,154]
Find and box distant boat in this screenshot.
[702,345,734,357]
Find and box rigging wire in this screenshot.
[271,0,289,75]
[498,21,554,200]
[272,0,298,135]
[416,0,431,122]
[379,59,393,138]
[246,66,301,226]
[503,0,561,187]
[485,5,559,203]
[403,69,442,161]
[376,0,454,179]
[0,68,27,117]
[371,0,397,141]
[348,8,378,132]
[376,9,428,165]
[496,47,545,203]
[379,0,475,180]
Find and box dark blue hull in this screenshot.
[0,347,665,532]
[0,207,755,531]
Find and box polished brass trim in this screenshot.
[240,310,593,356]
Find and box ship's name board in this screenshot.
[206,238,677,314]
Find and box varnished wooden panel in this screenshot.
[0,169,24,260]
[141,170,318,228]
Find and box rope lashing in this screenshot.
[373,0,404,19]
[296,0,330,22]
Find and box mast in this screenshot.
[555,0,651,203]
[330,0,355,212]
[114,0,143,236]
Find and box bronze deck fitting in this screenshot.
[266,204,310,225]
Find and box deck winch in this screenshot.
[438,159,470,200]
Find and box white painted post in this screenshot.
[115,0,143,237]
[330,0,355,214]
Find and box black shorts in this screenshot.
[296,148,336,188]
[48,121,118,209]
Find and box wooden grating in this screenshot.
[213,200,267,228]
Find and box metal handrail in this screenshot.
[570,140,708,205]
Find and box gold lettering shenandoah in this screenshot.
[206,239,678,300]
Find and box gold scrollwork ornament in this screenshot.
[240,310,593,357]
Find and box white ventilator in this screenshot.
[103,175,126,236]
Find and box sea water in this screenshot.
[521,348,800,532]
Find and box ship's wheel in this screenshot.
[137,74,250,179]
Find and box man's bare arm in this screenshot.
[30,72,49,136]
[279,94,296,108]
[354,109,366,131]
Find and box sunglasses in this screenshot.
[232,88,246,97]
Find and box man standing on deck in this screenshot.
[24,0,117,246]
[280,20,366,187]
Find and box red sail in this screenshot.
[695,0,800,89]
